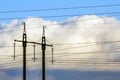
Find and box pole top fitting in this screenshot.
[42,26,46,37]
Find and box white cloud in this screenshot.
[0,15,120,71]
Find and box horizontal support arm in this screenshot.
[15,39,53,47]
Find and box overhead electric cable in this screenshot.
[0,4,120,13]
[0,12,120,33]
[0,11,120,21]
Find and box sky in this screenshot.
[0,0,120,22]
[0,0,120,80]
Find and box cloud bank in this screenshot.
[0,15,120,71]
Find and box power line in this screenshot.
[1,40,120,48]
[0,56,120,71]
[52,44,120,52]
[1,58,120,68]
[0,13,120,33]
[53,40,120,45]
[0,40,120,58]
[0,11,120,21]
[0,4,120,13]
[2,20,120,72]
[52,50,120,55]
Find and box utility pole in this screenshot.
[15,22,27,80]
[42,26,46,80]
[22,22,27,80]
[14,23,53,80]
[41,26,53,80]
